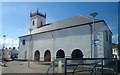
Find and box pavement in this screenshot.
[1,61,50,74]
[1,61,120,75]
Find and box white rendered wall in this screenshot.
[54,25,91,58]
[18,36,30,60]
[19,24,91,60]
[93,22,112,59]
[32,32,53,61]
[30,15,46,30]
[19,22,112,62]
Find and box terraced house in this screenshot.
[18,10,112,64]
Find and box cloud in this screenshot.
[0,38,19,49]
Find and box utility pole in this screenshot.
[2,35,6,66]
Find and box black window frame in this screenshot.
[22,39,25,45]
[109,34,112,44]
[105,31,108,42]
[41,21,43,26]
[32,20,35,25]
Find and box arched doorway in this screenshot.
[34,50,40,61]
[71,49,83,58]
[44,50,51,62]
[56,50,65,58]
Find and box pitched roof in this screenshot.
[19,15,101,38]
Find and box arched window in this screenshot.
[44,50,51,62]
[56,49,65,58]
[32,20,35,25]
[71,49,83,58]
[34,50,40,61]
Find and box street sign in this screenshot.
[94,39,100,46]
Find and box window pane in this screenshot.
[32,20,35,25]
[22,40,25,45]
[105,31,108,42]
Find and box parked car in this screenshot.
[11,54,18,60]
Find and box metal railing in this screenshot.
[64,58,118,75]
[46,58,118,75]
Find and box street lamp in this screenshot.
[28,28,33,68]
[90,12,98,58]
[2,35,6,66]
[3,35,6,49]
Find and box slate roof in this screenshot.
[19,15,104,38]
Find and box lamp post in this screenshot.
[2,35,6,65]
[3,35,6,49]
[90,12,98,58]
[28,28,33,68]
[11,40,13,49]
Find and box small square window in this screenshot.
[22,40,25,45]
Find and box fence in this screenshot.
[47,58,118,75]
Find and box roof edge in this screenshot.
[19,20,105,38]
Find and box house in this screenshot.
[112,43,119,58]
[0,47,18,61]
[0,49,11,60]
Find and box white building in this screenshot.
[0,49,11,60]
[18,10,112,63]
[112,44,119,58]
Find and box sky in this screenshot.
[0,2,119,48]
[1,0,119,2]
